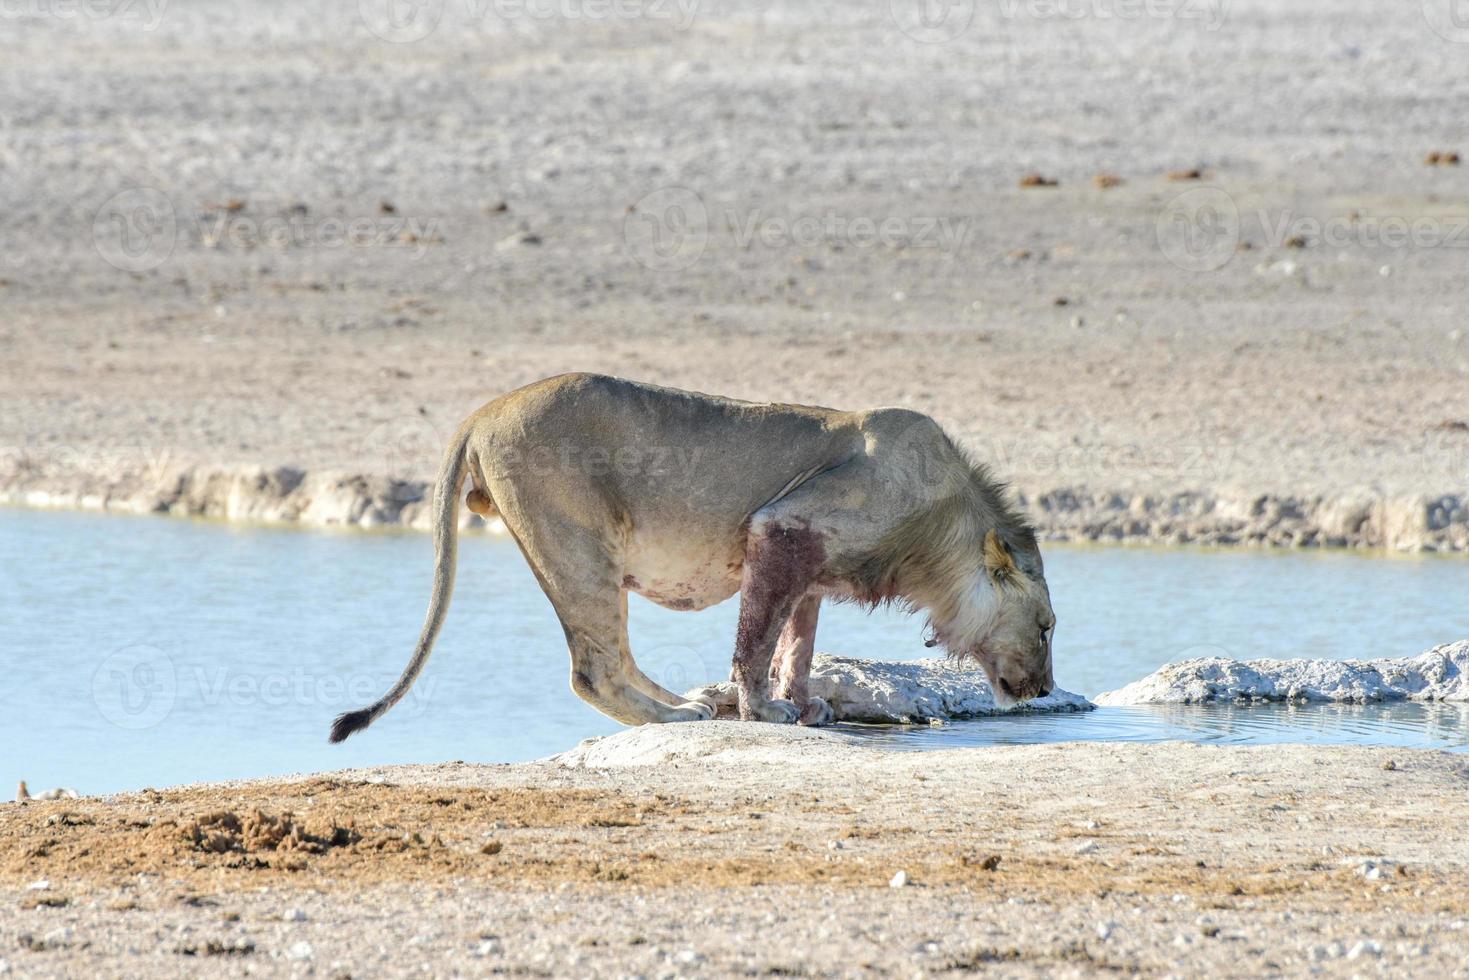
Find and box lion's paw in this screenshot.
[670,700,716,722]
[751,697,801,725]
[798,697,834,727]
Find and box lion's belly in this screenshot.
[622,536,743,612]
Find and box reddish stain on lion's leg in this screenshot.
[772,594,820,706]
[732,522,825,721]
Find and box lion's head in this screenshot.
[969,529,1055,705]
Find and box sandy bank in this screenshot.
[4,728,1469,976]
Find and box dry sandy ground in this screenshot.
[3,725,1468,977]
[2,0,1468,547]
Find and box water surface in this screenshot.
[4,509,1467,793]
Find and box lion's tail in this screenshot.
[329,424,474,743]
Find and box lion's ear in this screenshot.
[983,529,1017,581]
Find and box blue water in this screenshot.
[3,508,1468,793]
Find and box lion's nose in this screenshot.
[998,677,1017,699]
[1037,685,1050,698]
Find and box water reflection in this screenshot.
[843,701,1469,753]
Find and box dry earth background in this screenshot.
[1,0,1467,547]
[5,0,1469,976]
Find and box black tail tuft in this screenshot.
[329,708,374,744]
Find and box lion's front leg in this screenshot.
[731,519,826,724]
[770,594,833,726]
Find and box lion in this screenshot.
[329,373,1055,742]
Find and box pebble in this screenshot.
[284,908,308,922]
[889,870,909,889]
[1073,840,1098,855]
[0,957,9,973]
[827,840,843,850]
[286,940,313,961]
[474,939,502,957]
[1346,940,1382,959]
[674,949,704,965]
[25,880,49,891]
[43,927,73,947]
[1095,921,1114,940]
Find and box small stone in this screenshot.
[1095,921,1114,940]
[1074,840,1098,855]
[1381,759,1397,771]
[675,949,703,965]
[286,941,313,961]
[480,840,504,855]
[25,880,49,891]
[827,840,843,851]
[1346,940,1382,959]
[474,939,502,957]
[1071,316,1085,328]
[889,870,909,888]
[284,908,307,922]
[891,290,906,302]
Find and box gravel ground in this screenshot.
[2,0,1468,546]
[4,727,1469,977]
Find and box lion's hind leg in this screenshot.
[532,535,713,726]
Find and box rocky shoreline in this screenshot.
[5,458,1466,552]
